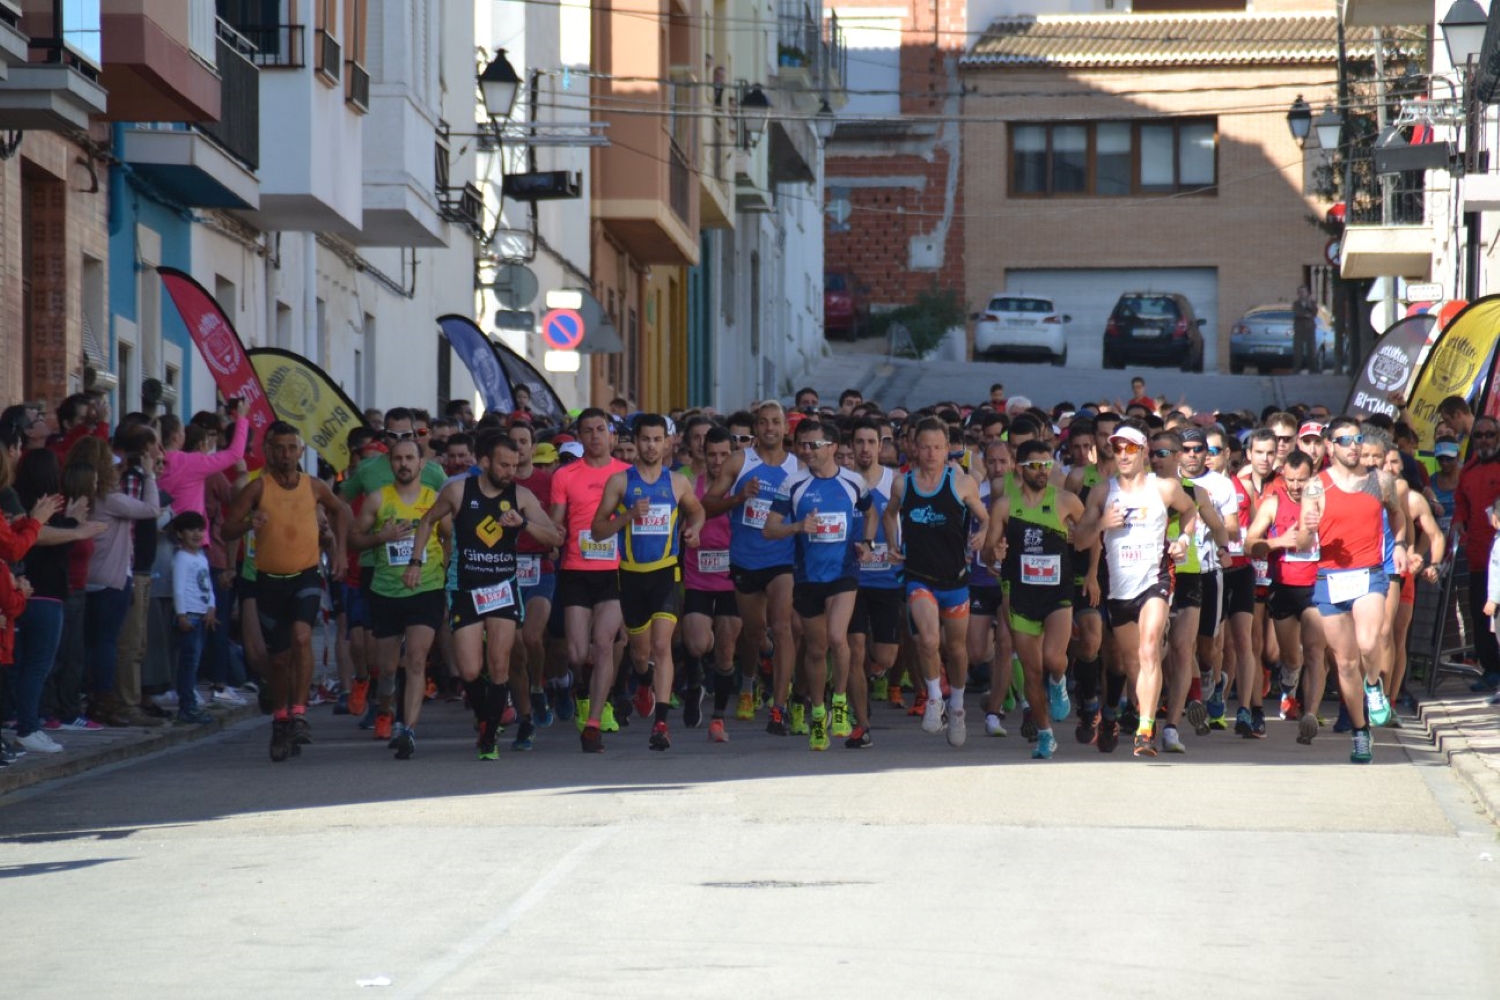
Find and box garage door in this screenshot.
[1003,268,1219,371]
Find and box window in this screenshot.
[1010,119,1217,197]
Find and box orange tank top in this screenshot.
[256,472,321,575]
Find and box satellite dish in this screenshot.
[492,264,539,309]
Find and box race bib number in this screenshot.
[1283,540,1320,563]
[385,537,414,567]
[517,555,542,588]
[1226,538,1245,556]
[632,503,672,536]
[1020,553,1062,586]
[1324,568,1370,605]
[1117,543,1154,566]
[473,580,515,615]
[808,511,848,543]
[742,497,771,530]
[865,543,892,572]
[697,549,730,575]
[1252,558,1271,587]
[579,531,618,562]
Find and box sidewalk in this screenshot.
[0,702,262,797]
[1413,690,1500,828]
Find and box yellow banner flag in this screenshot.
[248,348,366,472]
[1404,296,1500,452]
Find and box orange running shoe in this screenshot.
[908,690,927,718]
[708,718,729,742]
[888,683,906,709]
[373,712,394,741]
[425,677,437,700]
[348,678,369,717]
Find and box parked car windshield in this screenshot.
[1115,296,1179,320]
[825,274,848,293]
[990,297,1053,313]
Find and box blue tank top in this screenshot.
[619,466,679,573]
[857,466,902,590]
[729,449,799,571]
[773,467,867,584]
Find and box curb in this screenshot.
[0,704,264,799]
[1414,695,1500,831]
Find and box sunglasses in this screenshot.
[1474,431,1498,440]
[732,434,754,444]
[797,439,834,450]
[1181,444,1206,454]
[1275,435,1295,445]
[1332,433,1363,447]
[1114,441,1144,456]
[1151,449,1178,459]
[388,430,416,441]
[1019,460,1054,472]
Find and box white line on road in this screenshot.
[393,826,612,998]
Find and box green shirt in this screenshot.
[342,455,448,567]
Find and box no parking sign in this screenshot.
[540,308,585,351]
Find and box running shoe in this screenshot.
[1297,713,1319,745]
[1233,707,1253,738]
[909,690,928,718]
[1249,707,1267,739]
[921,696,945,734]
[844,725,872,749]
[511,720,536,752]
[332,692,351,716]
[1364,680,1392,727]
[478,720,499,759]
[735,691,755,721]
[648,721,671,751]
[632,679,656,719]
[1205,678,1226,720]
[357,702,377,731]
[1133,732,1158,758]
[347,678,369,717]
[985,713,1008,737]
[373,712,393,741]
[532,691,554,728]
[1047,676,1071,722]
[600,701,620,733]
[478,742,499,761]
[708,718,729,743]
[888,681,906,709]
[1333,703,1352,733]
[1350,727,1373,764]
[1160,725,1186,754]
[290,716,312,746]
[946,708,967,748]
[575,698,591,733]
[1032,729,1057,760]
[581,725,604,753]
[611,694,633,728]
[551,682,575,723]
[683,686,704,729]
[392,728,416,760]
[424,677,437,701]
[1185,699,1209,737]
[1119,703,1140,735]
[766,705,789,737]
[1074,708,1097,745]
[790,701,809,736]
[1020,706,1038,742]
[269,719,292,763]
[1279,692,1301,721]
[831,700,852,738]
[1096,716,1120,754]
[1262,667,1273,698]
[809,711,829,751]
[870,676,889,702]
[175,708,214,725]
[501,704,518,727]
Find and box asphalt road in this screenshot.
[2,694,1497,998]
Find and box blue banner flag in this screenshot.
[437,314,515,415]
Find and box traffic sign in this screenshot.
[540,308,584,351]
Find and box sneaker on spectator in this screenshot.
[41,716,62,731]
[16,731,64,753]
[61,716,105,731]
[212,686,248,707]
[152,691,180,711]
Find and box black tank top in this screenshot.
[454,476,520,590]
[900,467,970,588]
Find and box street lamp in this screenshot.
[1441,0,1488,69]
[1313,104,1344,152]
[739,83,771,148]
[1286,95,1312,143]
[814,99,836,145]
[479,49,521,122]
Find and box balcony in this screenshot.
[1340,178,1434,279]
[699,110,733,229]
[122,21,259,209]
[0,34,106,130]
[98,1,220,121]
[236,24,303,69]
[776,2,846,93]
[0,2,30,76]
[345,59,368,113]
[315,27,339,85]
[1342,0,1430,26]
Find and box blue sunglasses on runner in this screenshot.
[1331,433,1363,447]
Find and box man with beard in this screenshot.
[405,433,559,759]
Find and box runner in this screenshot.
[766,417,869,750]
[405,432,559,759]
[591,413,705,751]
[681,425,743,743]
[550,408,631,753]
[972,439,1016,737]
[1297,417,1408,763]
[1075,421,1198,758]
[222,422,349,763]
[845,418,899,749]
[349,437,448,759]
[1062,413,1116,743]
[703,401,800,735]
[879,416,990,747]
[1376,432,1445,716]
[507,420,562,726]
[1178,425,1239,734]
[1225,428,1271,737]
[983,439,1085,759]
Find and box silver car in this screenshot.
[1229,304,1336,374]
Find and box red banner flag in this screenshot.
[158,267,275,468]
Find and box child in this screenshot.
[1485,499,1500,707]
[171,510,217,724]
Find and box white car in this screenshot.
[972,294,1070,366]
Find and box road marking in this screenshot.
[394,826,611,997]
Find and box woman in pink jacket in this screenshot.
[158,401,248,519]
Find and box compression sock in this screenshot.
[1074,656,1102,705]
[712,672,735,717]
[654,702,670,725]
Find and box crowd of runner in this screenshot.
[3,378,1499,768]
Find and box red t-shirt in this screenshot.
[515,467,555,569]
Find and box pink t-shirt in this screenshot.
[552,457,630,572]
[682,472,732,592]
[159,418,250,519]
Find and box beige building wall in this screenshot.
[963,62,1336,367]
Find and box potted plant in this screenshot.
[778,43,806,67]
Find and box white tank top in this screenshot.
[1103,473,1169,600]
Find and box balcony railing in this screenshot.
[669,142,691,224]
[776,2,845,87]
[236,24,303,69]
[1346,146,1428,226]
[315,28,341,84]
[200,20,260,170]
[346,60,370,113]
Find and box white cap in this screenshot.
[559,441,584,459]
[1108,426,1148,449]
